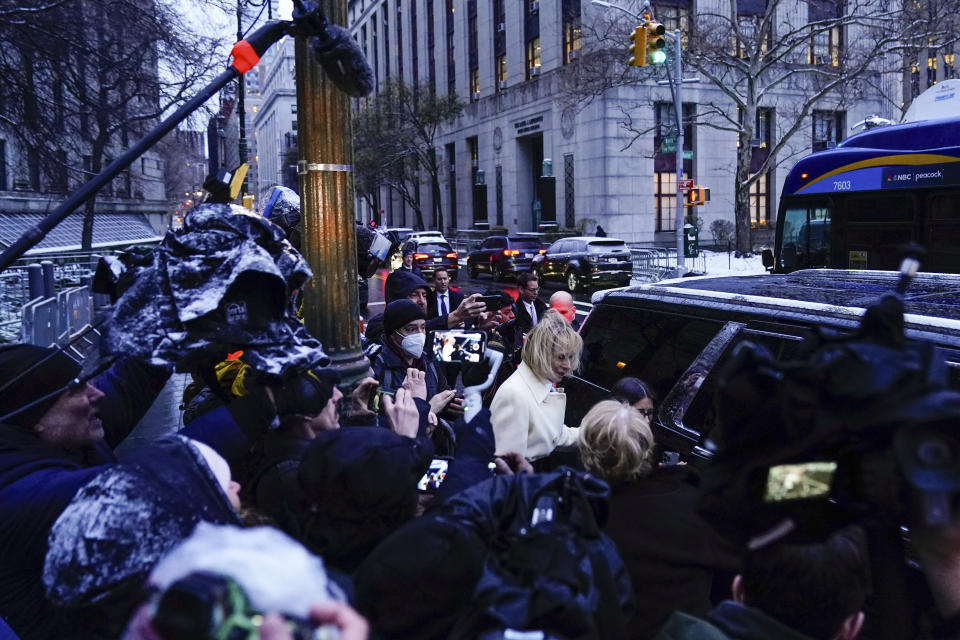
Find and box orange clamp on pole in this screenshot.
[231,40,260,74]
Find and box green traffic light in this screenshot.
[650,50,667,64]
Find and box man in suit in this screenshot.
[426,267,464,321]
[513,271,547,335]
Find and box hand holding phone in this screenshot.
[431,330,487,363]
[479,294,504,312]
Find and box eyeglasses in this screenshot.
[525,287,540,293]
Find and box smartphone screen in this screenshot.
[764,461,836,502]
[418,458,450,492]
[431,330,486,363]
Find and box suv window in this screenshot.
[578,304,723,402]
[508,239,542,250]
[490,237,506,249]
[417,242,453,253]
[587,240,628,253]
[547,240,565,253]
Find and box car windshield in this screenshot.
[507,239,543,250]
[587,241,628,253]
[418,242,453,253]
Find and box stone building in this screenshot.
[347,0,899,246]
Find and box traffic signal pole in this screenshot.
[669,30,685,272]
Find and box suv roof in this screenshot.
[592,269,960,341]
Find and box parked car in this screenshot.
[400,237,459,280]
[564,269,960,458]
[531,236,632,291]
[407,230,447,243]
[466,236,545,281]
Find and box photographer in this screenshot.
[0,345,169,639]
[655,526,870,640]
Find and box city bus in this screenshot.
[765,110,960,274]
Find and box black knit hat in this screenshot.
[384,270,429,302]
[384,299,425,336]
[0,344,82,428]
[273,367,341,418]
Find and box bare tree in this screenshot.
[0,0,225,249]
[352,79,463,231]
[569,0,959,254]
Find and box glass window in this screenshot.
[578,306,723,402]
[655,172,677,232]
[779,201,831,270]
[812,110,845,151]
[750,172,770,228]
[526,37,541,77]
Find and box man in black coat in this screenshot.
[513,271,547,335]
[0,344,170,639]
[426,267,464,321]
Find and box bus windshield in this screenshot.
[780,202,831,271]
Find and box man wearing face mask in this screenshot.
[372,300,455,421]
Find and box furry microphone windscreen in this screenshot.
[313,24,375,98]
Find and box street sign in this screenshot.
[661,136,677,153]
[678,179,694,190]
[682,150,694,160]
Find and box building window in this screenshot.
[945,53,956,79]
[735,0,772,59]
[911,62,920,98]
[372,15,379,89]
[0,140,6,191]
[446,0,455,96]
[291,103,297,113]
[654,172,677,232]
[749,172,770,228]
[28,148,41,191]
[427,0,436,87]
[495,165,504,226]
[654,102,694,174]
[51,150,67,193]
[564,154,575,228]
[493,0,506,89]
[812,110,844,151]
[928,54,938,86]
[659,3,692,46]
[468,0,479,98]
[526,37,541,78]
[382,3,390,78]
[562,0,581,64]
[410,0,418,86]
[808,0,842,66]
[446,142,457,228]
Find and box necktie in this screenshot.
[529,302,537,325]
[440,294,448,316]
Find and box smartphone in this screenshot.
[431,330,487,363]
[763,461,837,502]
[479,294,504,312]
[367,388,394,413]
[418,458,451,492]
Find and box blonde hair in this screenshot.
[522,309,582,380]
[578,399,656,484]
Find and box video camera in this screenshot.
[149,571,336,640]
[700,249,960,550]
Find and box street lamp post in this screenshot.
[294,0,368,382]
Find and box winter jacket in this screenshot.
[490,362,577,459]
[372,340,449,399]
[43,436,241,638]
[0,358,169,640]
[654,601,820,640]
[604,466,741,638]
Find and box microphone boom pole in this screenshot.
[0,20,294,273]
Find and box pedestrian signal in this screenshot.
[685,186,710,206]
[628,26,646,67]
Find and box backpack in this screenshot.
[446,469,632,640]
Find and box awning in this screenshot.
[0,212,164,254]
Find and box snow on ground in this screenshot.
[692,249,767,276]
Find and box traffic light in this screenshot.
[685,186,711,206]
[646,20,666,64]
[628,25,646,67]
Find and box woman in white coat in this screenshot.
[490,310,583,460]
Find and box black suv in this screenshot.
[565,270,960,457]
[399,237,459,280]
[466,236,545,281]
[531,236,632,292]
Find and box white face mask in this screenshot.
[399,332,425,359]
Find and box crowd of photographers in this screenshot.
[0,196,959,640]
